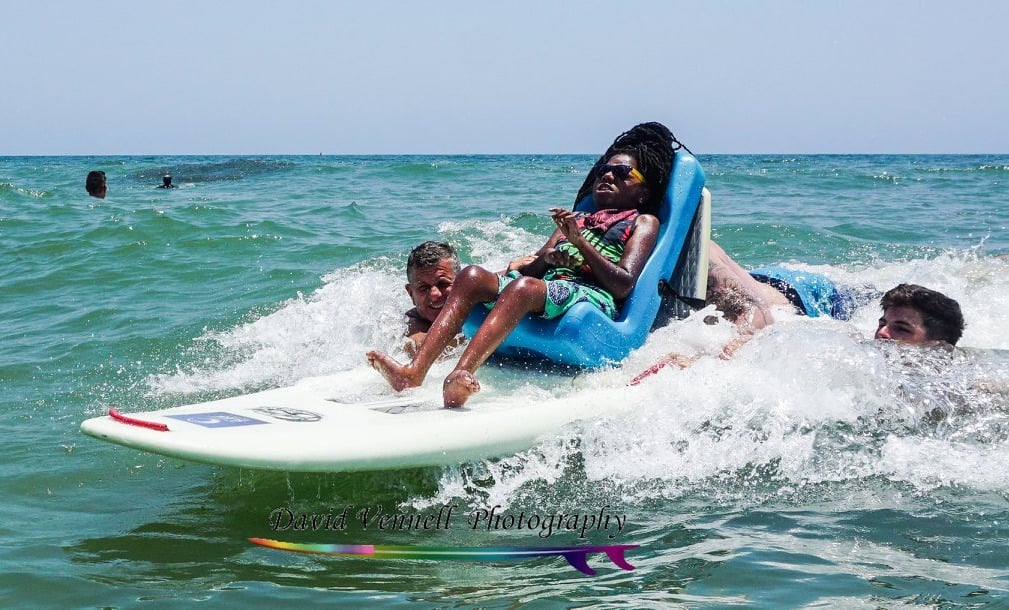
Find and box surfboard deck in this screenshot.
[80,374,633,472]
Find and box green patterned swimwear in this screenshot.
[489,208,640,320]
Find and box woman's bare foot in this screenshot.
[443,370,480,408]
[366,351,423,391]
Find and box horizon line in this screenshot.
[3,151,1007,158]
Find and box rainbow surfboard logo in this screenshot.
[249,538,638,576]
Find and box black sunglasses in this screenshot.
[594,163,645,182]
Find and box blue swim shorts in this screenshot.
[749,266,872,321]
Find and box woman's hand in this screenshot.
[549,208,582,243]
[543,248,582,269]
[505,255,537,274]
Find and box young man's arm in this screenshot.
[630,242,778,384]
[703,244,776,358]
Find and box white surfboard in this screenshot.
[80,374,634,472]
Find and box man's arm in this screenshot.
[630,242,779,383]
[703,243,775,358]
[404,314,431,358]
[404,311,466,358]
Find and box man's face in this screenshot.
[406,259,456,323]
[875,305,930,344]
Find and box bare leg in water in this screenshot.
[442,276,547,407]
[367,266,548,407]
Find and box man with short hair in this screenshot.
[874,283,965,346]
[85,170,106,199]
[403,241,460,355]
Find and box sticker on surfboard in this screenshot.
[166,412,268,428]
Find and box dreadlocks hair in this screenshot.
[880,283,966,345]
[573,122,688,216]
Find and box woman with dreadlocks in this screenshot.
[368,122,680,408]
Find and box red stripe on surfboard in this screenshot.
[108,408,170,432]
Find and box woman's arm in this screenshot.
[511,227,566,278]
[551,208,659,300]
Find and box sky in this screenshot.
[3,0,1007,155]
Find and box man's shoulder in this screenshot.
[405,308,431,335]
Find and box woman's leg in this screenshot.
[443,276,547,408]
[367,265,500,391]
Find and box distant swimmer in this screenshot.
[85,170,107,199]
[158,174,175,189]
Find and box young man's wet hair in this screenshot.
[880,283,965,345]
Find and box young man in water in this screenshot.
[403,241,460,355]
[631,245,964,382]
[874,283,964,346]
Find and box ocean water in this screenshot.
[2,154,1009,607]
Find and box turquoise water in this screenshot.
[3,154,1009,607]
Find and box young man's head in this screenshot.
[86,170,107,199]
[406,241,460,323]
[875,284,965,345]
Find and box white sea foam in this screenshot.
[149,228,1009,504]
